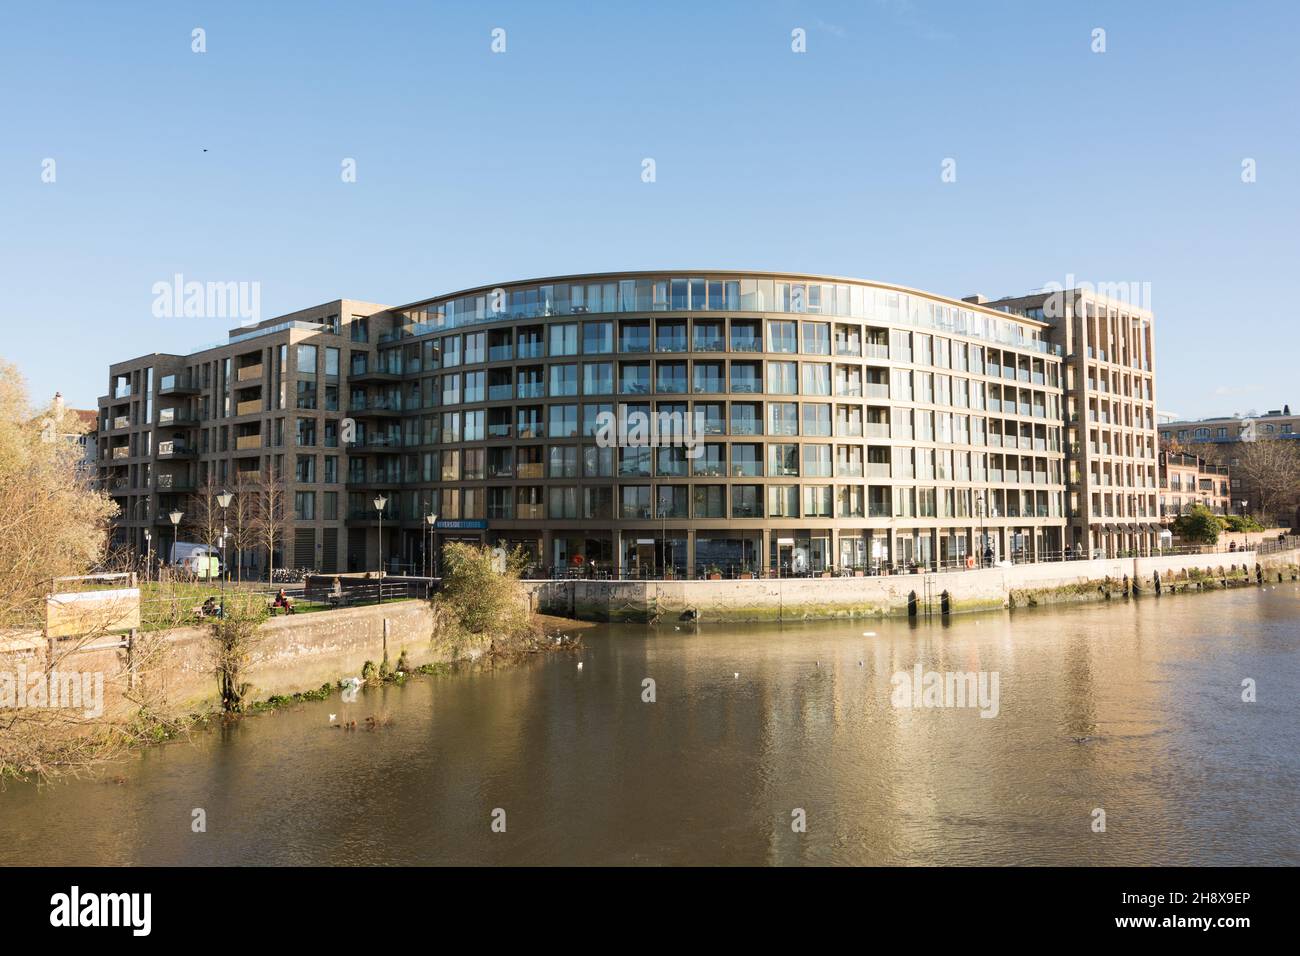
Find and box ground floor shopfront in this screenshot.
[376,522,1068,578]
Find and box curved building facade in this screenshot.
[347,271,1068,575]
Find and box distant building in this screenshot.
[1158,451,1231,523]
[49,392,99,482]
[1159,405,1297,524]
[1158,406,1297,448]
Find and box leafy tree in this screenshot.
[435,542,531,640]
[1172,504,1221,545]
[1221,513,1264,533]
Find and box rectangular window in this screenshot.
[693,485,726,518]
[583,321,613,354]
[549,323,578,357]
[548,404,578,438]
[767,361,798,395]
[767,320,797,353]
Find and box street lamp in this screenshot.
[168,510,183,578]
[975,492,987,567]
[374,494,388,603]
[1238,499,1250,551]
[425,512,439,584]
[217,490,232,617]
[143,529,152,583]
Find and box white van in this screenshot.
[170,542,221,579]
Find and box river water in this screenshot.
[1,587,1296,866]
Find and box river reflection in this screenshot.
[1,588,1296,866]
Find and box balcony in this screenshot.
[517,464,544,479]
[235,434,262,451]
[352,435,403,452]
[111,415,131,430]
[157,408,197,426]
[347,364,400,384]
[111,446,131,460]
[361,397,403,416]
[236,398,262,417]
[236,363,264,382]
[158,374,199,396]
[154,475,196,493]
[156,440,197,459]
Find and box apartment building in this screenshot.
[96,271,1093,577]
[1159,451,1232,523]
[1159,405,1298,524]
[97,299,388,573]
[984,288,1159,557]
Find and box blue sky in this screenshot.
[2,0,1297,417]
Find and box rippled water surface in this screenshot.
[2,587,1297,865]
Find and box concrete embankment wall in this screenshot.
[525,548,1300,623]
[1,600,479,723]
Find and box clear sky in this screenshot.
[2,0,1296,417]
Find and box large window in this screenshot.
[767,320,797,353]
[731,485,763,518]
[583,321,613,354]
[549,323,578,357]
[767,362,798,395]
[583,362,613,395]
[693,484,726,518]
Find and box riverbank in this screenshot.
[4,586,1296,866]
[524,548,1300,622]
[2,597,593,777]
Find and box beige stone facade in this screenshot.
[98,272,1163,577]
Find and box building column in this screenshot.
[612,528,622,578]
[541,529,554,575]
[686,528,697,578]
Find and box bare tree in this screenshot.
[252,461,288,583]
[227,474,258,583]
[1221,437,1300,527]
[184,476,224,554]
[0,361,188,781]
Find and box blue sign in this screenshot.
[435,519,487,531]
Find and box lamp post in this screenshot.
[975,492,986,567]
[425,512,439,589]
[143,529,152,582]
[660,495,668,579]
[1239,499,1250,551]
[217,490,232,617]
[374,494,388,603]
[168,509,183,578]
